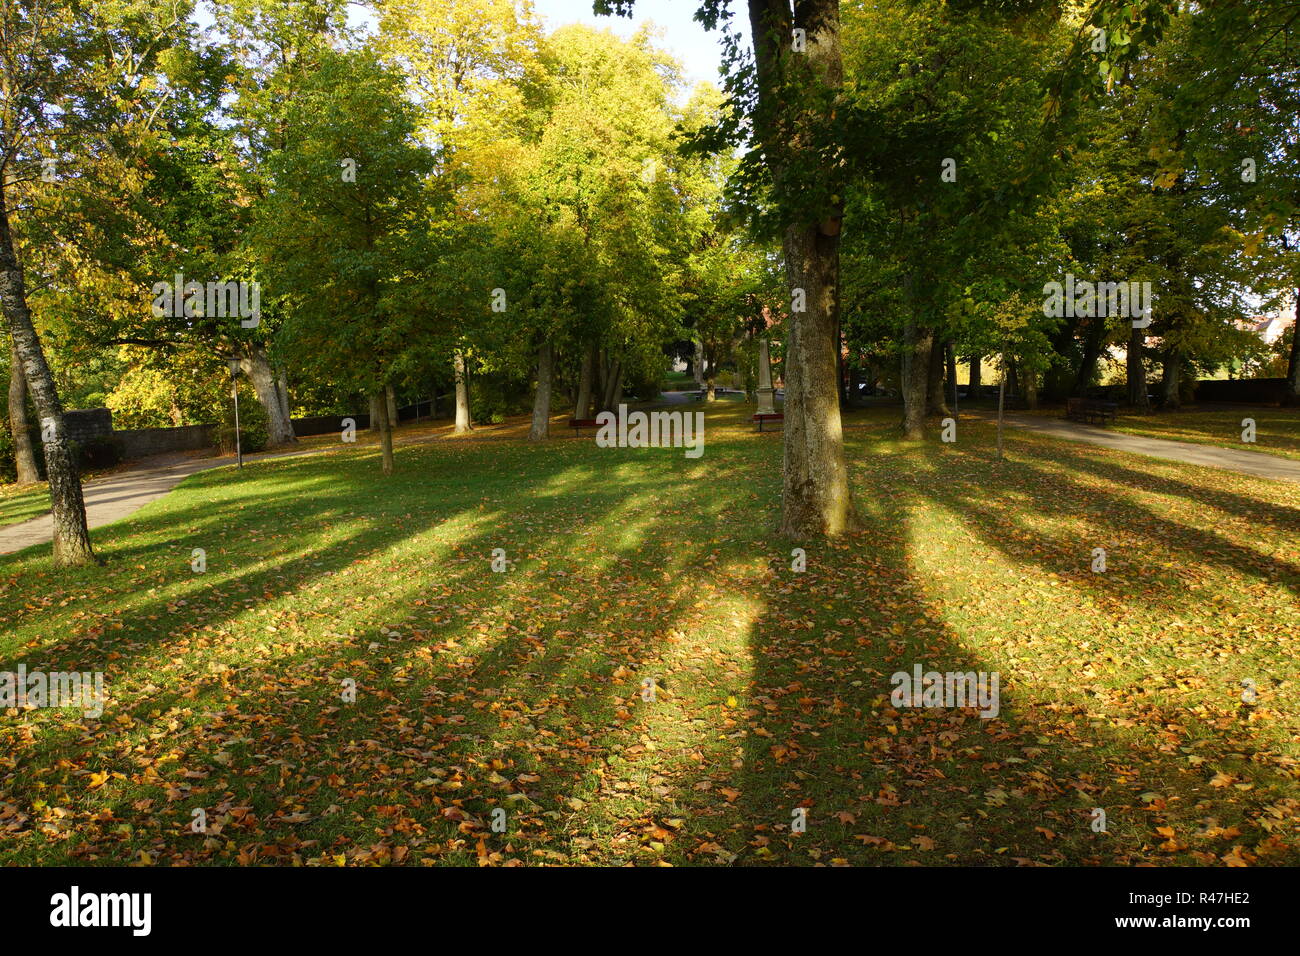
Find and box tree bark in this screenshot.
[529,340,554,440]
[375,387,394,475]
[453,350,472,433]
[925,335,950,417]
[368,393,383,431]
[0,191,95,564]
[945,342,958,416]
[575,342,596,418]
[601,354,623,412]
[7,333,38,483]
[901,275,931,441]
[968,354,981,397]
[241,346,296,445]
[1160,349,1182,409]
[1126,326,1149,408]
[385,384,399,429]
[1284,287,1299,406]
[746,0,858,536]
[276,366,294,436]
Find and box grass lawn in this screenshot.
[0,482,55,529]
[1,404,1297,866]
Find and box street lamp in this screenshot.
[228,357,243,470]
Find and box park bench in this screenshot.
[569,418,601,436]
[753,412,785,432]
[1065,397,1118,426]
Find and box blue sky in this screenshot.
[534,0,731,87]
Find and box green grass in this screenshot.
[1,404,1298,866]
[0,481,53,529]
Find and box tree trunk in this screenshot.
[1074,317,1106,397]
[1284,288,1299,406]
[529,340,554,440]
[385,384,398,429]
[945,342,958,416]
[996,351,1007,460]
[968,354,981,397]
[0,191,95,564]
[453,350,472,433]
[780,222,858,535]
[692,340,704,387]
[375,387,394,475]
[900,275,931,441]
[925,336,950,417]
[368,393,383,431]
[1023,365,1038,409]
[601,354,623,412]
[1160,349,1182,409]
[276,366,294,436]
[575,342,596,418]
[241,346,296,445]
[7,333,39,483]
[1126,326,1149,408]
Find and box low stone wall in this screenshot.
[292,414,370,437]
[63,408,113,444]
[1194,377,1289,404]
[115,423,215,459]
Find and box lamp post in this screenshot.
[228,357,243,470]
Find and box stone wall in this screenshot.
[115,424,216,459]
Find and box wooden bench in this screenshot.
[1066,398,1118,426]
[568,418,601,436]
[753,413,784,432]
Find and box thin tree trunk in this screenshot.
[968,354,981,397]
[575,342,596,418]
[946,342,958,417]
[241,346,296,445]
[1074,317,1106,396]
[529,340,554,440]
[996,351,1007,460]
[1284,287,1300,406]
[0,191,95,564]
[1127,326,1149,408]
[385,384,398,429]
[375,387,394,475]
[601,354,623,412]
[1023,365,1038,409]
[7,333,38,483]
[454,350,472,433]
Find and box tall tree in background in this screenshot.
[0,0,104,564]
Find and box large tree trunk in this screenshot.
[7,333,39,483]
[529,340,554,440]
[453,350,472,433]
[900,274,931,440]
[368,393,383,431]
[925,336,950,417]
[575,342,596,418]
[375,387,394,475]
[781,222,857,535]
[1284,287,1299,406]
[945,342,958,415]
[747,0,857,536]
[692,340,704,387]
[240,346,296,445]
[276,366,293,435]
[1074,317,1106,397]
[1126,326,1149,409]
[600,353,623,412]
[1160,349,1182,409]
[968,354,981,397]
[0,192,95,564]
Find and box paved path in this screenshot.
[975,411,1300,484]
